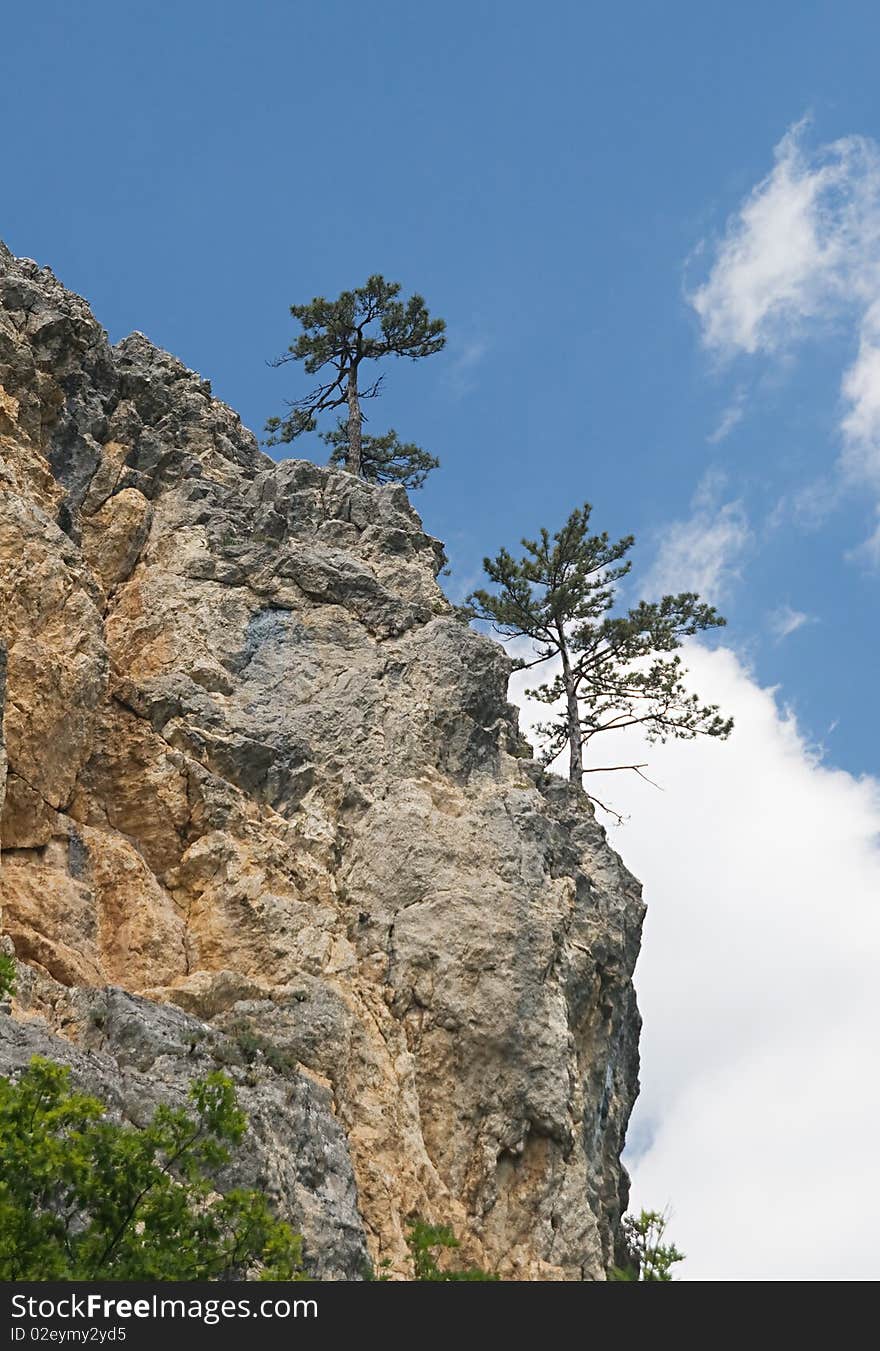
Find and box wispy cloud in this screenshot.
[707,389,746,444]
[767,476,842,534]
[643,472,752,605]
[841,300,880,489]
[767,603,814,641]
[690,119,880,357]
[846,507,880,569]
[690,119,880,559]
[443,336,489,398]
[788,476,840,529]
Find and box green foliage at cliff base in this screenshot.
[0,1056,304,1281]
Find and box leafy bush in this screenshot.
[406,1220,498,1281]
[610,1209,685,1281]
[0,953,15,1001]
[230,1023,296,1076]
[0,1056,304,1281]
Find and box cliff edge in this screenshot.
[0,244,644,1279]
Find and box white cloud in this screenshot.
[841,301,880,488]
[707,391,746,444]
[767,604,813,641]
[691,121,880,358]
[643,473,751,604]
[691,120,880,557]
[509,644,880,1279]
[788,477,840,530]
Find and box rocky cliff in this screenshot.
[0,243,644,1280]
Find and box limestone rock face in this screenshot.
[0,243,644,1280]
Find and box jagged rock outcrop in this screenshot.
[0,243,644,1279]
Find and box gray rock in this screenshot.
[0,242,645,1280]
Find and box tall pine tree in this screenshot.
[266,275,445,484]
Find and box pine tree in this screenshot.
[467,503,733,805]
[266,275,445,483]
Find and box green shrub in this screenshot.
[610,1208,685,1281]
[0,954,15,1001]
[0,1056,305,1280]
[406,1219,498,1281]
[231,1022,296,1075]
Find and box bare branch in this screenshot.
[582,790,627,825]
[582,763,650,774]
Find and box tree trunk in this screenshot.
[346,364,362,476]
[558,638,583,784]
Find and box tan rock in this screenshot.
[82,824,187,988]
[81,487,153,592]
[1,835,103,987]
[0,495,107,825]
[0,772,64,848]
[0,242,644,1281]
[68,702,191,877]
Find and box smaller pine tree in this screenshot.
[468,503,732,807]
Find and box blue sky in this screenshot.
[4,0,879,777]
